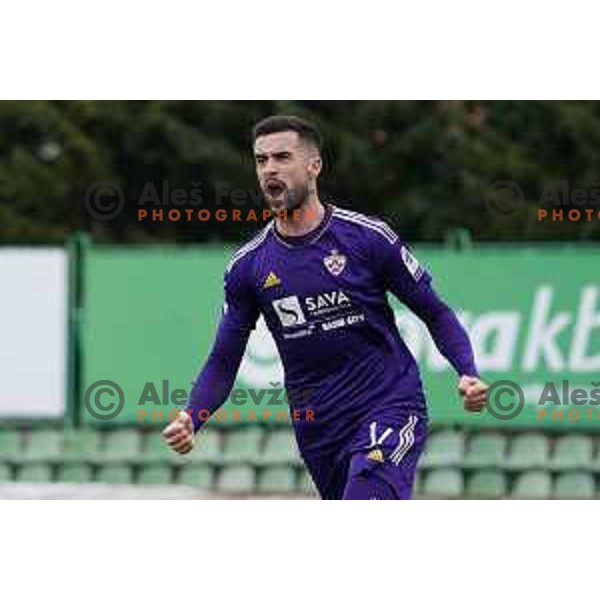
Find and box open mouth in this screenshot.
[265,180,286,198]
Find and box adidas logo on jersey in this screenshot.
[263,271,281,289]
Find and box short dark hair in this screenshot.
[252,115,322,152]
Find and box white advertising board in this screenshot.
[0,249,67,418]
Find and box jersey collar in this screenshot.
[272,203,334,248]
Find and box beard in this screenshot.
[264,182,311,213]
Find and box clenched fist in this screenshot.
[458,375,488,413]
[162,411,194,454]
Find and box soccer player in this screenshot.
[163,115,487,500]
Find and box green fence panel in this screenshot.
[81,244,600,429]
[82,246,227,426]
[392,247,600,429]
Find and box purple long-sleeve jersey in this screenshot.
[186,204,477,459]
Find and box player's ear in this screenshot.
[308,153,322,179]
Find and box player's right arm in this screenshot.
[162,260,259,453]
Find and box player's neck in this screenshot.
[275,195,325,238]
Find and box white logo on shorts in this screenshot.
[390,415,419,465]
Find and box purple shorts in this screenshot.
[303,412,428,500]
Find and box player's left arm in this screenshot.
[372,225,487,412]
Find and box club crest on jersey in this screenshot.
[323,249,347,276]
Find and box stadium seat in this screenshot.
[0,463,13,481]
[206,410,239,430]
[188,428,222,464]
[511,470,552,498]
[62,429,101,462]
[413,469,423,497]
[17,464,53,483]
[100,429,142,463]
[464,432,507,468]
[466,470,508,499]
[423,468,464,498]
[550,435,593,470]
[297,469,318,496]
[222,428,263,464]
[0,430,22,460]
[420,430,464,468]
[592,446,600,473]
[96,465,133,484]
[58,464,94,483]
[257,466,297,493]
[137,465,172,485]
[260,430,299,465]
[553,472,595,499]
[178,465,214,489]
[140,431,182,465]
[22,429,62,463]
[505,433,550,470]
[216,465,256,493]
